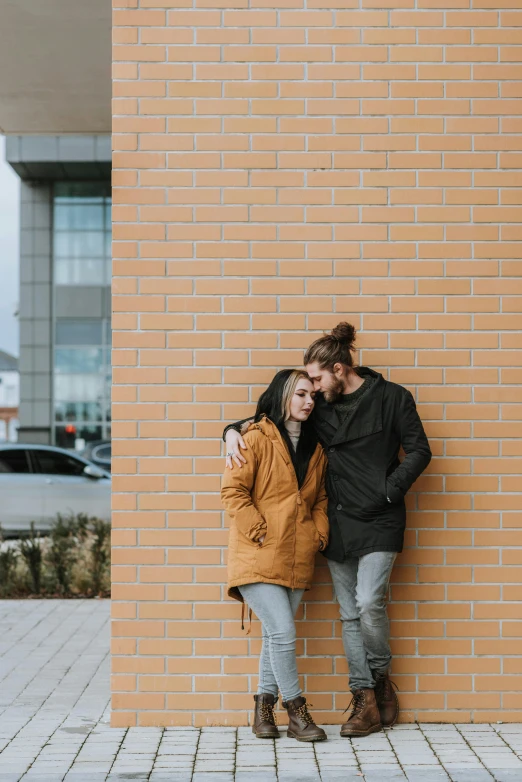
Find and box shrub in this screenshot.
[19,523,43,594]
[0,525,19,597]
[0,514,111,598]
[90,519,111,596]
[46,513,80,595]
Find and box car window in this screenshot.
[93,445,111,462]
[0,450,30,473]
[32,450,86,477]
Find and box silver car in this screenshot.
[0,444,111,535]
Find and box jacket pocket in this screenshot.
[253,524,278,579]
[346,472,387,511]
[381,471,389,504]
[301,519,320,549]
[257,522,271,547]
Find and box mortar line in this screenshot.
[350,734,366,781]
[20,664,110,782]
[189,727,202,782]
[0,599,73,679]
[7,610,109,776]
[382,725,409,781]
[455,723,506,782]
[416,723,457,782]
[8,603,109,735]
[104,724,129,781]
[419,722,494,782]
[146,726,164,781]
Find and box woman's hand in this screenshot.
[225,429,248,469]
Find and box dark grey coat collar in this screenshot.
[314,367,385,445]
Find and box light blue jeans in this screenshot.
[328,551,397,692]
[238,582,304,702]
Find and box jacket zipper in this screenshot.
[292,490,302,590]
[290,449,320,590]
[270,432,322,591]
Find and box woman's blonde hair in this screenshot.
[281,369,312,421]
[254,368,318,485]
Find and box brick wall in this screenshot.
[112,0,522,727]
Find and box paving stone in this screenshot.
[278,775,321,782]
[403,768,451,781]
[363,772,407,781]
[318,773,365,782]
[149,776,192,782]
[488,772,522,782]
[64,775,109,782]
[192,774,235,782]
[105,776,150,782]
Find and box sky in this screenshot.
[0,136,20,358]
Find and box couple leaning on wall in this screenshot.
[220,322,432,742]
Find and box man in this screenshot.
[224,322,432,736]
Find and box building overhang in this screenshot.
[6,135,111,180]
[0,0,111,135]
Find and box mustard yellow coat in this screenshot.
[221,417,329,602]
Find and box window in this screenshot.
[55,348,104,375]
[53,322,110,445]
[0,450,30,473]
[51,182,111,449]
[92,444,111,462]
[53,183,111,286]
[55,321,103,346]
[32,450,86,477]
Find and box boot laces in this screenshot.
[259,701,277,726]
[294,702,314,726]
[343,689,366,719]
[375,674,399,700]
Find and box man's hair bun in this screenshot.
[331,322,356,349]
[303,320,357,371]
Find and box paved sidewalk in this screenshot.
[1,601,522,782]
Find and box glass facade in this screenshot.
[52,183,111,449]
[53,182,112,285]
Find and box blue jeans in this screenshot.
[238,582,304,702]
[328,551,397,692]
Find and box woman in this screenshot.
[221,369,329,742]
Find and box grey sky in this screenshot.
[0,135,20,357]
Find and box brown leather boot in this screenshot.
[282,696,327,742]
[340,688,382,738]
[373,670,399,728]
[252,693,279,739]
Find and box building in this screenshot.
[0,0,111,448]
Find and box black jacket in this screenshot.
[223,366,432,562]
[313,367,432,561]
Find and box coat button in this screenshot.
[329,447,335,453]
[336,504,342,511]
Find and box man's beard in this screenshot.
[323,375,345,404]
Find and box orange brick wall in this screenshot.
[112,0,522,727]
